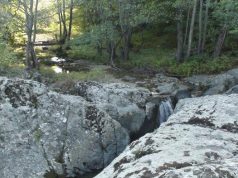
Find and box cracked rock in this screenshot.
[0,77,129,178]
[75,81,153,135]
[96,94,238,178]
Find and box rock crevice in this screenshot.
[95,94,238,178]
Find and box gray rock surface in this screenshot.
[226,85,238,94]
[227,68,238,83]
[76,82,153,135]
[0,77,129,178]
[95,94,238,178]
[185,72,237,96]
[154,74,191,102]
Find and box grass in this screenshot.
[0,64,25,78]
[67,44,108,64]
[64,25,238,77]
[118,48,174,70]
[167,56,238,76]
[34,25,238,78]
[2,25,237,82]
[126,50,238,76]
[66,42,238,77]
[40,65,112,83]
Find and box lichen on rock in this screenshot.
[95,94,238,178]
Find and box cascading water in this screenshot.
[157,98,173,126]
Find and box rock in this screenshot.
[185,73,236,96]
[50,80,77,94]
[174,89,191,103]
[0,77,129,178]
[226,85,238,94]
[23,69,42,82]
[75,81,153,135]
[156,82,177,95]
[95,94,238,178]
[156,82,190,98]
[135,81,147,87]
[32,71,42,82]
[155,73,179,83]
[122,76,137,82]
[145,102,157,121]
[155,81,191,107]
[154,74,191,102]
[227,68,238,83]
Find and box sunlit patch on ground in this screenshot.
[51,65,63,74]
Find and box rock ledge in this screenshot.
[96,94,238,178]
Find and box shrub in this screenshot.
[0,40,17,66]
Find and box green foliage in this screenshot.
[67,45,107,63]
[116,44,238,77]
[167,56,238,76]
[118,48,173,69]
[0,40,17,66]
[1,0,238,79]
[212,0,238,29]
[0,39,24,77]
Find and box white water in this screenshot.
[51,65,63,73]
[158,98,173,126]
[51,57,66,62]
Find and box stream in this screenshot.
[41,56,92,74]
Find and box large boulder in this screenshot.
[226,85,238,94]
[95,94,238,178]
[0,77,129,178]
[154,74,191,103]
[185,72,237,96]
[227,68,238,83]
[75,82,154,136]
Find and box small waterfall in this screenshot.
[157,98,173,126]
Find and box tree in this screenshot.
[197,0,203,54]
[67,0,74,41]
[175,6,184,62]
[20,0,39,69]
[201,0,209,53]
[79,0,152,65]
[213,0,238,57]
[186,0,198,58]
[56,0,75,43]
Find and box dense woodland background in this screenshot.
[0,0,238,78]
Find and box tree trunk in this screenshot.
[62,0,67,42]
[26,41,32,68]
[56,0,67,44]
[108,41,116,67]
[67,0,74,41]
[176,8,184,62]
[213,25,227,58]
[197,0,203,54]
[30,42,38,68]
[33,0,38,43]
[97,41,103,56]
[183,7,191,48]
[118,0,131,60]
[201,0,209,53]
[186,0,198,58]
[57,2,62,40]
[122,27,131,60]
[23,0,38,69]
